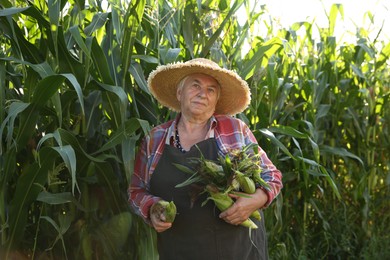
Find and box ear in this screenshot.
[176,87,182,102]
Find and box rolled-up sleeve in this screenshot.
[215,115,283,207]
[128,136,160,224]
[257,146,283,207]
[245,122,282,207]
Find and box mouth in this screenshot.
[192,101,206,107]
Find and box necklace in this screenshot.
[175,125,186,153]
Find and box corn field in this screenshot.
[0,0,389,259]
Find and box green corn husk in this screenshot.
[235,170,256,194]
[202,160,224,176]
[251,169,272,192]
[250,209,262,221]
[200,160,226,185]
[164,201,177,222]
[206,185,258,229]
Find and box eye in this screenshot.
[191,83,201,90]
[208,87,216,94]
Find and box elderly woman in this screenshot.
[128,58,282,260]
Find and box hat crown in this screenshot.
[187,58,219,68]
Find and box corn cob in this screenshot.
[233,171,261,220]
[206,185,258,229]
[203,160,223,172]
[201,160,225,179]
[151,200,177,223]
[165,201,177,222]
[174,143,271,227]
[250,209,262,220]
[235,170,256,194]
[251,169,271,192]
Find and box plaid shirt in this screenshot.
[128,114,283,223]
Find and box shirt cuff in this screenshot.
[256,185,271,208]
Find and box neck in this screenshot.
[178,114,209,132]
[175,114,211,151]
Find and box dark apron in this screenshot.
[150,138,268,260]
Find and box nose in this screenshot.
[197,87,207,98]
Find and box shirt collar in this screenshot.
[167,113,217,141]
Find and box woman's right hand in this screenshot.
[150,202,173,232]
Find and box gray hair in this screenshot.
[177,75,190,92]
[177,75,221,99]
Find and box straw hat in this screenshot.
[147,58,251,116]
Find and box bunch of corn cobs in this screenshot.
[174,143,271,229]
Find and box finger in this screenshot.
[151,213,164,226]
[159,213,167,222]
[222,215,242,226]
[219,200,238,218]
[220,211,238,224]
[152,217,172,232]
[228,193,239,199]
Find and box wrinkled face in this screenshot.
[177,73,220,120]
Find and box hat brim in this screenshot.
[148,59,251,116]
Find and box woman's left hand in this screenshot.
[219,188,268,225]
